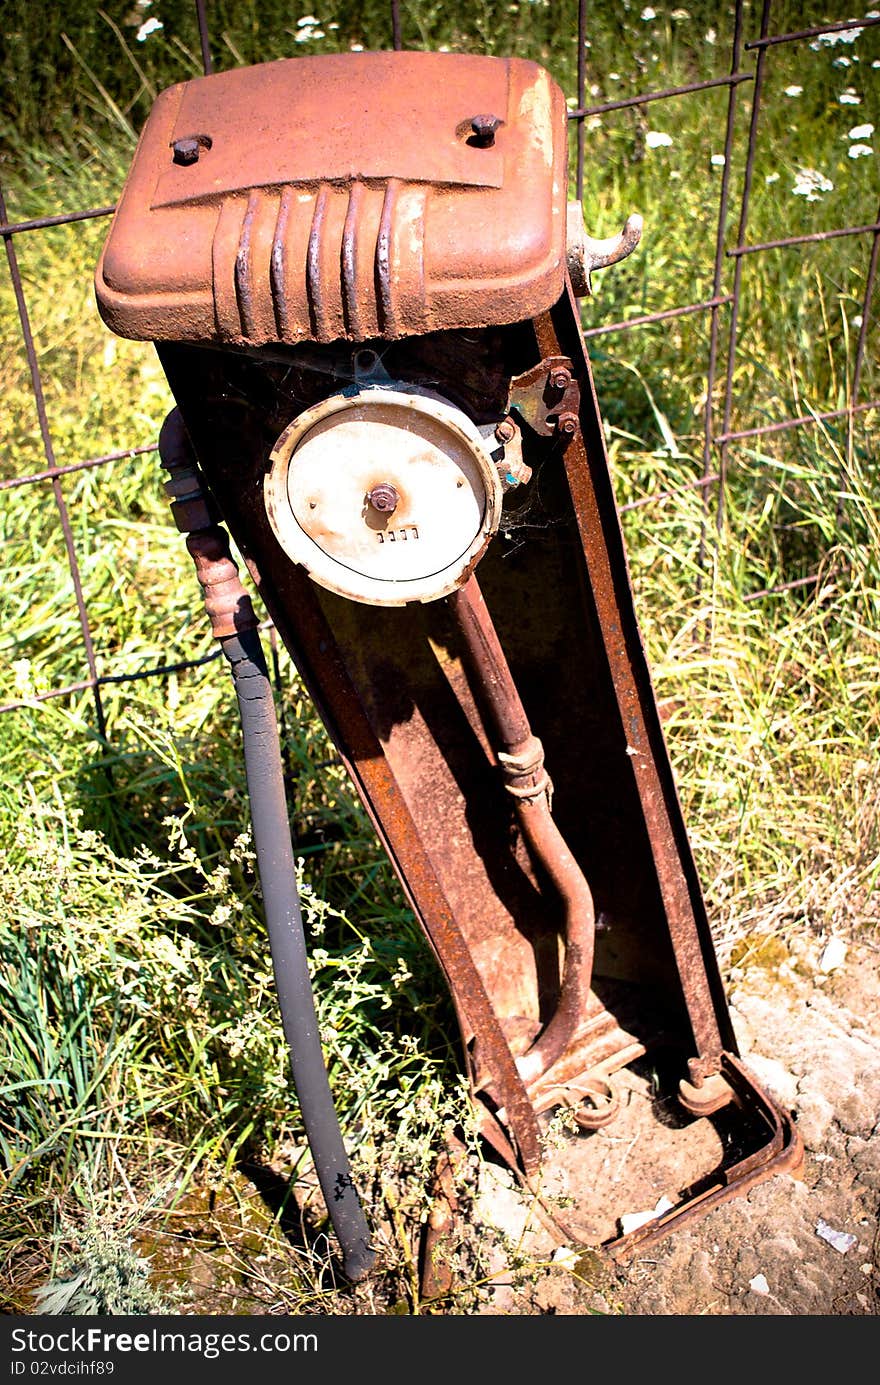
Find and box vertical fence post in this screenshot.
[716,0,772,536]
[0,181,107,741]
[696,0,745,578]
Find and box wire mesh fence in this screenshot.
[1,0,878,734]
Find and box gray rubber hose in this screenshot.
[220,627,376,1283]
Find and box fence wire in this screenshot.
[1,0,877,730]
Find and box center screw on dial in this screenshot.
[367,483,400,514]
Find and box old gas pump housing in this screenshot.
[97,49,801,1261]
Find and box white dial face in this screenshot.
[265,388,502,606]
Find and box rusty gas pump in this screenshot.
[96,49,802,1277]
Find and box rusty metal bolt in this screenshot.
[367,483,400,514]
[172,137,201,166]
[557,412,578,437]
[469,114,502,147]
[171,133,212,166]
[550,366,572,392]
[494,419,517,444]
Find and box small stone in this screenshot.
[619,1195,674,1237]
[819,938,848,973]
[816,1220,857,1253]
[749,1273,770,1295]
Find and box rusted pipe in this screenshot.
[447,576,595,1085]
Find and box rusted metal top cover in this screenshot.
[95,51,569,346]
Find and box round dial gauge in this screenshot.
[264,386,502,606]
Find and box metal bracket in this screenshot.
[507,356,581,439]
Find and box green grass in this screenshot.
[1,0,879,1314]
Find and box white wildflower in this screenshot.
[12,659,35,697]
[297,13,319,23]
[646,130,673,148]
[391,958,413,989]
[765,171,780,183]
[792,167,833,200]
[848,123,874,139]
[833,56,853,67]
[811,28,862,48]
[705,28,717,44]
[848,143,873,158]
[640,6,657,18]
[350,42,364,51]
[711,153,726,166]
[136,17,162,41]
[839,88,861,104]
[852,315,864,328]
[784,85,803,96]
[670,8,691,18]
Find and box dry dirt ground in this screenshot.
[459,932,880,1317]
[54,929,875,1319]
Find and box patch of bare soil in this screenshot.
[86,932,877,1319]
[465,935,880,1316]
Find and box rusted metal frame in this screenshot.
[743,574,819,603]
[745,15,880,51]
[0,181,107,740]
[235,568,544,1175]
[0,444,156,492]
[697,0,745,578]
[446,576,596,1088]
[716,398,879,445]
[581,295,732,340]
[575,0,587,204]
[729,221,880,257]
[620,472,720,515]
[842,198,875,501]
[0,650,223,716]
[606,1053,803,1260]
[0,681,95,715]
[195,0,213,75]
[566,72,752,121]
[99,648,223,684]
[840,206,880,513]
[534,291,732,1064]
[716,0,772,536]
[0,206,115,237]
[420,1140,465,1303]
[849,201,880,463]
